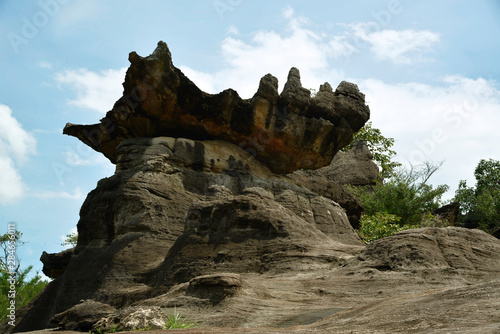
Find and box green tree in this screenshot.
[342,121,401,179]
[0,228,49,324]
[454,159,500,232]
[61,232,78,248]
[0,230,23,274]
[351,161,449,226]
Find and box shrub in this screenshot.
[164,309,199,329]
[341,121,401,180]
[357,212,418,243]
[351,162,449,227]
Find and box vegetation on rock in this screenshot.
[163,309,199,329]
[357,212,418,243]
[61,232,78,248]
[352,161,448,221]
[341,121,401,179]
[349,155,451,241]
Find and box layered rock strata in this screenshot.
[13,137,363,332]
[7,42,500,334]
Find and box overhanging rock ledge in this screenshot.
[63,41,370,173]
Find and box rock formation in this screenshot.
[322,139,380,186]
[432,201,460,226]
[6,42,500,334]
[63,41,370,174]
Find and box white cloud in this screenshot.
[359,76,500,198]
[0,158,25,204]
[32,187,84,200]
[63,148,110,166]
[175,8,498,198]
[55,67,127,113]
[333,22,440,64]
[328,35,358,58]
[342,22,440,65]
[367,28,440,64]
[0,105,37,162]
[179,10,440,99]
[38,61,53,69]
[0,104,36,204]
[180,8,349,98]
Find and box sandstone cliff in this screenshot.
[6,42,500,334]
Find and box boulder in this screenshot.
[50,300,116,331]
[320,139,380,186]
[352,227,500,280]
[92,306,166,332]
[63,41,370,173]
[432,201,460,226]
[40,248,74,279]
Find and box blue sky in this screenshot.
[1,0,499,278]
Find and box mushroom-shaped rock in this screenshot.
[63,41,370,173]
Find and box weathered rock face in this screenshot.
[287,139,379,229]
[40,248,74,279]
[321,139,380,186]
[63,41,370,174]
[352,227,500,280]
[10,42,500,334]
[10,136,363,333]
[432,201,460,226]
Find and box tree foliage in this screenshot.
[454,159,500,232]
[0,228,49,323]
[0,266,47,323]
[0,231,23,274]
[357,212,418,243]
[351,161,449,227]
[61,232,78,248]
[342,121,401,179]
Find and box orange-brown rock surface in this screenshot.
[63,41,370,174]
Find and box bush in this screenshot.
[164,309,199,329]
[351,162,449,227]
[341,121,401,179]
[357,212,418,243]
